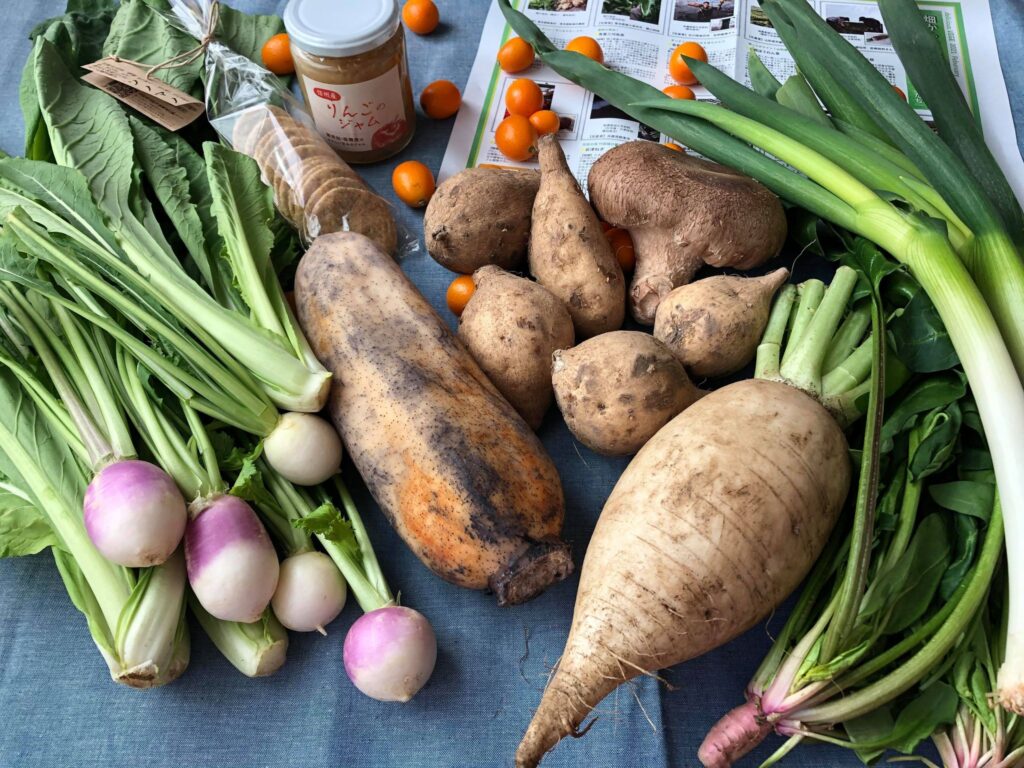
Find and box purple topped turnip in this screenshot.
[85,459,187,567]
[343,606,437,703]
[185,494,280,623]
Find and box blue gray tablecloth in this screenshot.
[1,2,1021,767]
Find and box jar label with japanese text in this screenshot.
[301,66,408,153]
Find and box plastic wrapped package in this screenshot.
[162,0,407,255]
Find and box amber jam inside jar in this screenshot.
[284,0,416,164]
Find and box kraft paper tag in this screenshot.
[81,57,204,131]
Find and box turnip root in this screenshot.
[654,268,790,378]
[529,135,625,338]
[516,269,870,767]
[185,495,280,623]
[424,168,540,273]
[272,551,347,633]
[344,606,437,702]
[262,412,343,486]
[551,331,703,455]
[84,459,187,567]
[458,266,575,429]
[587,141,787,325]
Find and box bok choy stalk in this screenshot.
[494,0,1024,715]
[26,36,330,413]
[0,359,189,688]
[0,280,187,568]
[0,164,340,486]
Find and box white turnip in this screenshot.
[272,550,347,633]
[343,606,437,702]
[185,495,280,623]
[262,412,343,486]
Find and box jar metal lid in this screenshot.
[283,0,400,58]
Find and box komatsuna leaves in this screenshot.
[33,40,137,231]
[103,0,201,95]
[20,2,117,161]
[103,0,283,98]
[130,118,224,297]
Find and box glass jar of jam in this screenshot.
[284,0,416,164]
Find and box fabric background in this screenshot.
[0,2,1021,766]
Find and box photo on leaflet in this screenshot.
[589,99,660,142]
[749,3,773,28]
[822,2,891,46]
[674,0,734,23]
[528,0,588,11]
[603,0,662,25]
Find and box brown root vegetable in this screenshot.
[296,233,572,605]
[515,379,850,766]
[551,331,702,456]
[654,268,790,378]
[587,141,787,324]
[424,167,540,273]
[530,134,626,338]
[458,266,575,430]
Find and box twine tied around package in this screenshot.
[123,0,221,80]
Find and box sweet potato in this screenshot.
[295,233,572,605]
[516,379,850,766]
[551,331,702,455]
[458,266,574,430]
[529,135,625,338]
[424,167,540,273]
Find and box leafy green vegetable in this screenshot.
[0,481,58,557]
[889,287,959,372]
[130,117,225,298]
[294,502,358,548]
[20,2,117,161]
[103,0,202,95]
[102,0,283,99]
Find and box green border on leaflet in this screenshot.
[466,19,515,167]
